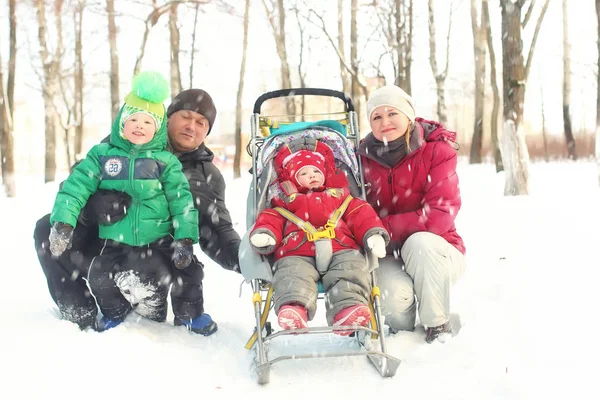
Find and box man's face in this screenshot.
[167,109,210,152]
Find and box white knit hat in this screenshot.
[366,85,415,123]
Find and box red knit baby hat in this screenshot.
[282,150,326,186]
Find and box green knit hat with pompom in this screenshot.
[120,71,170,133]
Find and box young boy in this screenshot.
[49,71,205,332]
[249,141,389,335]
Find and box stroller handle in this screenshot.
[253,88,355,114]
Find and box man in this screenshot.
[33,89,241,335]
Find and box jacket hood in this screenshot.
[109,104,168,153]
[417,118,456,142]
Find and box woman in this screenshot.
[358,85,466,344]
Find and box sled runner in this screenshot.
[239,88,400,384]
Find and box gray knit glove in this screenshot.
[49,222,74,257]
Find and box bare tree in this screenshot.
[373,0,413,94]
[482,0,502,171]
[540,76,549,162]
[189,3,200,88]
[562,0,575,159]
[305,1,369,126]
[596,0,600,184]
[262,0,295,115]
[469,0,485,164]
[350,0,359,102]
[134,0,210,76]
[106,0,120,120]
[233,0,250,178]
[74,0,85,159]
[233,0,250,179]
[337,0,350,94]
[306,6,368,97]
[500,0,549,196]
[427,0,452,125]
[7,0,16,116]
[0,0,17,197]
[169,3,183,96]
[36,0,65,183]
[291,1,310,114]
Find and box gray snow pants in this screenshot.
[376,232,466,331]
[272,249,371,325]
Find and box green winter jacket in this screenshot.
[50,105,199,246]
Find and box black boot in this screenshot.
[425,321,453,344]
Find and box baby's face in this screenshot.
[296,166,324,189]
[123,113,157,145]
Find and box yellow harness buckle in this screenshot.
[306,224,335,242]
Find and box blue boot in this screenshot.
[175,314,218,336]
[96,316,123,332]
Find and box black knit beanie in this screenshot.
[167,89,217,134]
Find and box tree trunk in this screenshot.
[134,1,209,76]
[392,0,412,94]
[189,4,200,88]
[0,0,17,197]
[541,82,549,162]
[596,0,600,185]
[294,5,307,115]
[169,3,182,97]
[483,0,502,171]
[107,0,120,120]
[350,0,362,126]
[562,0,575,159]
[262,0,295,115]
[234,0,250,179]
[74,0,85,159]
[0,52,16,197]
[7,0,16,114]
[36,0,62,183]
[469,0,485,164]
[337,0,349,94]
[427,0,450,125]
[307,2,368,118]
[500,1,529,195]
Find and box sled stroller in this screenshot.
[239,88,400,384]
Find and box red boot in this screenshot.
[332,304,371,336]
[277,305,308,330]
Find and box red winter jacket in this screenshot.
[250,142,389,261]
[358,118,465,255]
[252,188,388,260]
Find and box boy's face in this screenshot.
[123,113,156,145]
[296,166,324,189]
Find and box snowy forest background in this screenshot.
[1,0,599,198]
[1,1,600,396]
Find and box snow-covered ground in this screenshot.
[2,160,599,399]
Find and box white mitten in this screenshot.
[366,234,387,258]
[250,233,276,248]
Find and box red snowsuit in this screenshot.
[250,141,390,323]
[251,142,389,260]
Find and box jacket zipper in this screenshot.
[128,155,139,244]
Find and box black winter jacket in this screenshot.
[177,144,241,272]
